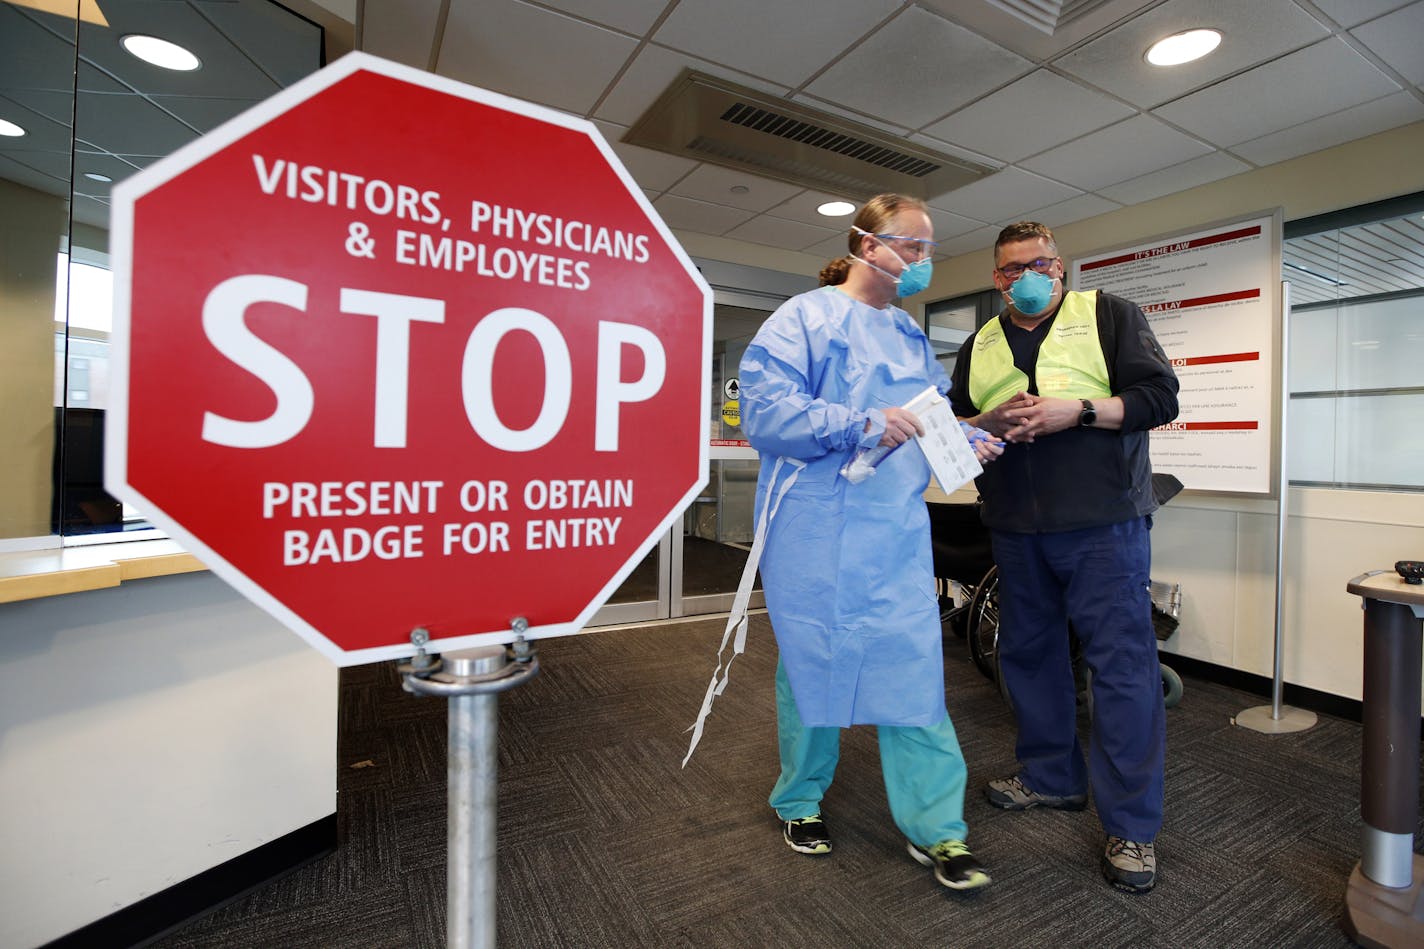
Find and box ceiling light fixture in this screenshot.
[121,34,201,71]
[0,118,26,137]
[1145,28,1221,66]
[817,201,855,217]
[84,172,113,182]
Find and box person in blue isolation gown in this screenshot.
[738,193,1003,892]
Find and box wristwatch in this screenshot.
[1078,399,1097,427]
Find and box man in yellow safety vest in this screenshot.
[948,221,1179,894]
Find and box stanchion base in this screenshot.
[1235,704,1317,733]
[1344,857,1424,948]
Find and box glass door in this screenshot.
[673,307,765,616]
[590,264,813,626]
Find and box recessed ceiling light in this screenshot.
[0,118,26,137]
[1145,29,1221,67]
[121,34,201,71]
[817,201,856,217]
[84,172,113,182]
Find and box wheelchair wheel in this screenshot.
[966,566,1000,683]
[1161,663,1184,708]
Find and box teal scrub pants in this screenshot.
[767,659,970,847]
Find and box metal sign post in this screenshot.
[400,622,540,948]
[1238,281,1316,734]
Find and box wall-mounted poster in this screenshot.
[1072,212,1281,495]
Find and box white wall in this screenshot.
[923,120,1424,703]
[0,573,338,948]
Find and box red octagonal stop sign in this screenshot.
[107,53,712,665]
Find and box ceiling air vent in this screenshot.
[623,71,994,202]
[981,0,1118,35]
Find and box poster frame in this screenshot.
[1070,208,1284,499]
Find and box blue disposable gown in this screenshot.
[740,286,951,728]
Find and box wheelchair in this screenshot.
[929,474,1184,711]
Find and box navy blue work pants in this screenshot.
[990,517,1165,842]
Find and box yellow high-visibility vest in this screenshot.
[968,290,1112,412]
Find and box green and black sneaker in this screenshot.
[908,839,990,891]
[781,815,832,855]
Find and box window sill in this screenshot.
[0,540,207,604]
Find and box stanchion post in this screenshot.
[400,622,540,949]
[1238,280,1316,734]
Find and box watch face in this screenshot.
[1080,400,1096,426]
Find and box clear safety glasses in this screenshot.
[996,256,1059,279]
[872,233,938,261]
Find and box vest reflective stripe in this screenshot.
[968,290,1112,411]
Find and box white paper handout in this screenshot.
[902,385,982,493]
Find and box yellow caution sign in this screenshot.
[721,399,740,428]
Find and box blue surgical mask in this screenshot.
[1009,268,1056,315]
[894,257,933,297]
[852,229,934,297]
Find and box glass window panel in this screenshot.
[1285,397,1337,483]
[1336,295,1424,391]
[1331,393,1424,490]
[1287,306,1339,393]
[0,0,324,543]
[1285,196,1424,491]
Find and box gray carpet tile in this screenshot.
[150,611,1398,948]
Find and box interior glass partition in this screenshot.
[1284,193,1424,492]
[0,0,323,551]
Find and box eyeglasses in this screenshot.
[996,256,1059,279]
[874,233,938,261]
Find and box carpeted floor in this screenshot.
[154,613,1396,948]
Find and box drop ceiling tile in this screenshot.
[74,94,199,156]
[1153,38,1401,147]
[438,0,638,115]
[921,70,1135,163]
[538,0,671,35]
[653,193,757,235]
[653,0,901,88]
[77,62,129,95]
[201,0,323,85]
[1,4,79,92]
[0,94,70,155]
[723,214,842,252]
[1351,3,1424,85]
[925,207,991,240]
[592,119,699,192]
[935,225,1002,260]
[1310,0,1416,28]
[1019,114,1212,191]
[4,89,72,133]
[764,190,863,228]
[358,0,443,69]
[669,163,805,212]
[593,42,791,128]
[804,231,855,261]
[934,167,1081,223]
[1230,91,1424,166]
[805,6,1033,131]
[1097,151,1251,204]
[1015,192,1124,230]
[1054,0,1328,108]
[150,96,259,134]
